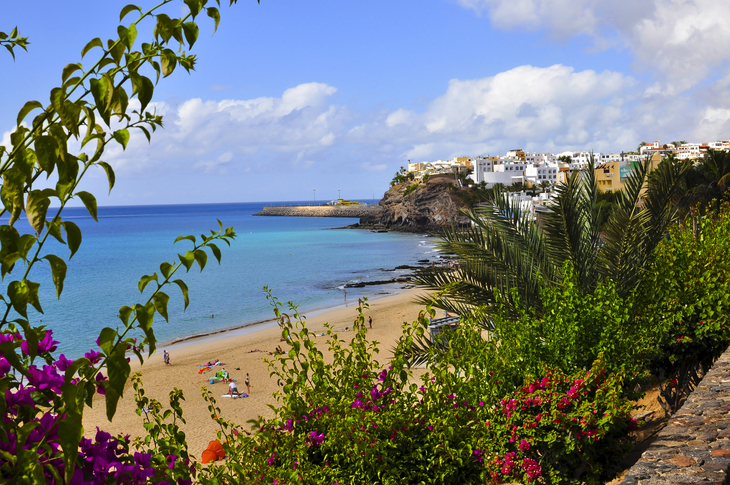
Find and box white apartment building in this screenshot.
[708,141,730,151]
[494,160,528,173]
[471,157,494,184]
[676,144,703,160]
[524,152,557,164]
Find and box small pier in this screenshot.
[254,205,382,218]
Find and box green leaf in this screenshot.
[208,242,222,264]
[43,255,67,299]
[117,24,138,50]
[2,167,26,220]
[106,347,131,420]
[97,327,118,355]
[119,4,141,21]
[185,0,202,18]
[75,191,98,221]
[7,280,29,318]
[160,261,173,278]
[27,280,43,314]
[138,273,158,293]
[112,128,130,150]
[17,234,37,261]
[154,291,170,322]
[58,399,83,484]
[81,37,103,57]
[172,279,190,310]
[160,48,177,77]
[178,251,195,272]
[193,249,207,272]
[90,77,112,124]
[174,235,196,244]
[62,221,82,258]
[136,302,156,354]
[25,190,52,233]
[118,306,133,325]
[17,100,43,126]
[2,252,21,279]
[97,161,116,194]
[108,39,125,66]
[207,7,221,34]
[62,63,82,83]
[34,136,59,175]
[139,76,154,112]
[182,22,199,49]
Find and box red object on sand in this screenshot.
[201,440,225,463]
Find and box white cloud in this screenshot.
[361,162,387,172]
[350,65,638,158]
[457,0,730,92]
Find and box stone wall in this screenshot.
[254,205,382,218]
[621,351,730,485]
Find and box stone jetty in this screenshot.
[254,205,382,218]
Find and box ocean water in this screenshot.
[5,202,439,358]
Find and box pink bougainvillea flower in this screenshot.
[54,354,73,372]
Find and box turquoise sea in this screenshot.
[7,202,439,358]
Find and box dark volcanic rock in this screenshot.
[360,174,470,232]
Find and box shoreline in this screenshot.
[161,287,412,351]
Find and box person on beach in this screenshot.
[245,373,251,394]
[368,316,372,329]
[163,350,170,365]
[344,290,347,302]
[228,380,242,398]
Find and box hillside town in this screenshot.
[399,140,729,220]
[406,140,729,193]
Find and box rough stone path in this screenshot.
[621,351,730,484]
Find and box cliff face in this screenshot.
[359,174,470,232]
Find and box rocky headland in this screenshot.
[355,174,471,233]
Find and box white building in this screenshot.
[471,157,494,184]
[525,162,559,183]
[708,141,730,151]
[525,152,557,165]
[676,144,703,160]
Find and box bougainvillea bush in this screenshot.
[200,294,633,485]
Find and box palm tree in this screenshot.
[675,150,730,223]
[538,181,551,193]
[413,156,690,336]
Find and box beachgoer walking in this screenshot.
[358,297,362,306]
[163,350,170,365]
[368,316,372,329]
[228,380,241,398]
[344,290,347,302]
[245,373,251,394]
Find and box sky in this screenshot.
[3,0,730,205]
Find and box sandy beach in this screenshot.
[82,288,432,455]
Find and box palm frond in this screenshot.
[543,159,601,292]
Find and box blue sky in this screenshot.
[3,0,730,205]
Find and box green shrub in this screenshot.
[203,294,633,485]
[403,183,420,196]
[641,202,730,411]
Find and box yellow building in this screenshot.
[452,156,472,167]
[595,162,622,191]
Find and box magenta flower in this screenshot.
[54,354,73,372]
[84,349,102,364]
[27,365,63,391]
[0,356,10,376]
